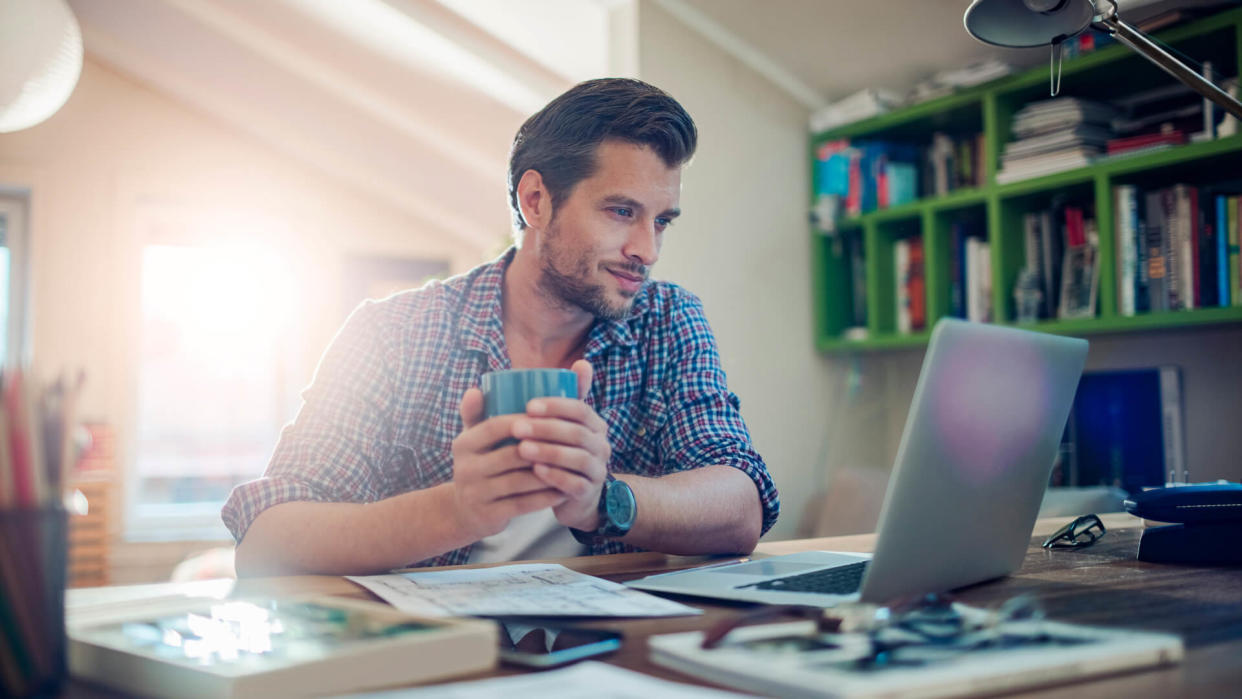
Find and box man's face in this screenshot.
[535,141,682,320]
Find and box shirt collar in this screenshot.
[457,246,651,361]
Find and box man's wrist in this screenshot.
[570,475,636,544]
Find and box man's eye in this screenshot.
[610,207,634,218]
[655,217,673,229]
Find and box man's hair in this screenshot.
[507,78,697,232]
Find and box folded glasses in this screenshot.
[1042,513,1106,549]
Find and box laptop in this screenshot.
[627,318,1088,607]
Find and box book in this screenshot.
[1106,129,1187,155]
[649,611,1183,698]
[908,237,926,331]
[1039,209,1061,319]
[895,239,911,334]
[1145,190,1170,312]
[68,595,497,698]
[1115,185,1139,316]
[966,238,992,323]
[1231,196,1241,305]
[1069,367,1185,491]
[1217,195,1230,306]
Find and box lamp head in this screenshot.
[964,0,1097,48]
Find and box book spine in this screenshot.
[1024,211,1041,282]
[1181,185,1198,310]
[1164,188,1181,310]
[1145,190,1169,312]
[1231,196,1240,305]
[1199,195,1216,308]
[1135,198,1149,313]
[895,239,911,334]
[1040,210,1060,318]
[967,238,981,322]
[909,237,926,331]
[1116,186,1137,316]
[1218,195,1230,306]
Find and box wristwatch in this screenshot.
[570,474,636,544]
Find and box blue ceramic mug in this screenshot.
[481,368,579,418]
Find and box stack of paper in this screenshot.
[810,88,905,133]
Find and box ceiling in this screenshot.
[65,0,1205,246]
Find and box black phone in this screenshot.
[496,622,622,668]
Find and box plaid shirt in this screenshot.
[222,248,779,567]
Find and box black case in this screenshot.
[1123,483,1242,564]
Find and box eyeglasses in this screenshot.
[1041,513,1106,549]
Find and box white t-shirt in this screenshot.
[466,508,585,564]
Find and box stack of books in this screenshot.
[997,98,1117,183]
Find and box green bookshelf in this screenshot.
[811,7,1242,353]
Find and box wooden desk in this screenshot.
[67,514,1242,698]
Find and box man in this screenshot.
[224,78,779,576]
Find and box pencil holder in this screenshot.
[0,506,68,697]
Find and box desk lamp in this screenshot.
[963,0,1242,119]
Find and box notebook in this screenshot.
[627,318,1088,607]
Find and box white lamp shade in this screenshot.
[0,0,83,133]
[964,0,1096,48]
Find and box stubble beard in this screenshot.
[537,222,640,322]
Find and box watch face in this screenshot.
[603,479,636,529]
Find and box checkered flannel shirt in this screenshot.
[222,248,779,566]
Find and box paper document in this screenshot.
[348,563,700,618]
[346,660,745,698]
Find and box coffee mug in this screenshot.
[481,368,579,418]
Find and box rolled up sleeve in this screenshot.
[660,293,780,536]
[221,300,398,542]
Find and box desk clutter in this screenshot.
[648,595,1184,698]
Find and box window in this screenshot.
[0,195,30,368]
[130,242,298,540]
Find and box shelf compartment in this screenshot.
[867,215,925,337]
[995,182,1097,323]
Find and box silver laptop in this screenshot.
[627,318,1088,607]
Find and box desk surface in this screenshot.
[67,514,1242,698]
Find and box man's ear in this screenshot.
[516,169,553,231]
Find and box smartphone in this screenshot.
[496,622,623,668]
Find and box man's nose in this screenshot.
[622,220,659,267]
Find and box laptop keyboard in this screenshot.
[740,561,869,595]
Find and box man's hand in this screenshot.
[519,360,613,532]
[449,389,568,540]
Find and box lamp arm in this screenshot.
[1094,10,1242,120]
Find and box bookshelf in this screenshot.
[812,7,1242,352]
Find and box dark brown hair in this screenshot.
[507,78,697,231]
